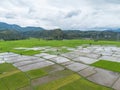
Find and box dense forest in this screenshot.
[0,22,120,41]
[0,29,120,41]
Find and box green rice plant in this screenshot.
[35,74,81,90]
[58,78,112,90]
[2,72,30,90]
[91,60,120,72]
[26,69,48,79]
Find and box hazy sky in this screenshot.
[0,0,120,30]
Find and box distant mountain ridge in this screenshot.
[105,29,120,32]
[0,22,120,41]
[0,22,45,32]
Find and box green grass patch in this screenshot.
[2,72,29,90]
[0,38,120,55]
[44,50,58,55]
[10,49,41,56]
[45,48,70,55]
[58,48,70,53]
[42,65,61,73]
[49,69,74,77]
[0,70,20,78]
[58,78,112,90]
[0,63,21,79]
[1,38,120,53]
[21,70,74,90]
[0,63,28,89]
[91,60,120,72]
[0,63,18,74]
[35,74,81,90]
[0,79,8,90]
[26,69,48,79]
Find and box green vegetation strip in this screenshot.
[0,79,8,90]
[45,48,70,55]
[91,60,120,72]
[2,72,29,90]
[0,63,30,90]
[35,74,81,90]
[0,63,17,74]
[58,78,112,90]
[26,68,48,79]
[0,70,20,78]
[0,62,113,90]
[1,39,120,54]
[10,49,41,56]
[0,63,21,78]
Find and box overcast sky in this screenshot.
[0,0,120,30]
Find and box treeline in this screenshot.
[23,29,64,40]
[0,29,24,40]
[0,29,120,41]
[63,30,120,41]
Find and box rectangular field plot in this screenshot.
[87,68,119,87]
[42,64,65,73]
[1,53,20,58]
[35,74,80,90]
[61,52,79,59]
[78,66,96,77]
[50,57,70,64]
[61,61,75,66]
[0,63,21,79]
[0,63,18,74]
[83,53,100,59]
[18,61,54,71]
[5,56,39,63]
[34,53,50,57]
[41,54,57,59]
[26,68,48,79]
[2,72,30,90]
[4,56,23,62]
[91,60,120,72]
[13,58,45,67]
[10,49,41,56]
[32,70,74,86]
[73,56,98,64]
[66,63,88,72]
[4,56,21,62]
[99,56,120,62]
[0,79,8,90]
[58,78,112,90]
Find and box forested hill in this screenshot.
[0,22,45,32]
[0,22,120,41]
[0,22,45,40]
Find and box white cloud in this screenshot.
[0,0,120,30]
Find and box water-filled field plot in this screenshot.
[1,45,120,90]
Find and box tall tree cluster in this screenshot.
[0,29,120,41]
